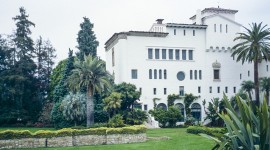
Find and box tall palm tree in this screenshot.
[232,22,270,105]
[241,80,255,100]
[260,77,270,104]
[103,92,122,118]
[68,55,112,127]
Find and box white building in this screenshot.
[104,7,270,124]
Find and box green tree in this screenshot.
[202,98,225,127]
[232,23,270,105]
[241,80,254,100]
[103,92,122,117]
[68,55,112,127]
[114,82,141,111]
[60,93,86,126]
[260,77,270,104]
[76,17,99,61]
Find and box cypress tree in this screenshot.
[76,17,99,60]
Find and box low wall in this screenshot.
[0,133,146,149]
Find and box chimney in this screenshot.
[156,19,164,24]
[195,9,202,25]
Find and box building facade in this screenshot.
[105,7,270,124]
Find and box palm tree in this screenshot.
[103,92,122,118]
[260,77,270,104]
[60,92,86,126]
[241,80,255,100]
[68,55,112,127]
[232,22,270,105]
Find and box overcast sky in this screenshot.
[1,0,270,64]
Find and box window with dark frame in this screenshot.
[217,87,220,93]
[169,49,173,60]
[182,50,186,60]
[233,87,236,93]
[164,69,167,79]
[198,86,201,93]
[214,69,220,80]
[153,88,156,95]
[179,86,184,96]
[195,70,197,80]
[209,86,212,93]
[155,49,160,59]
[175,49,180,60]
[162,49,166,59]
[225,87,228,93]
[164,88,167,95]
[159,69,162,79]
[148,48,153,59]
[154,69,157,79]
[131,69,137,79]
[149,69,152,79]
[193,30,195,36]
[174,29,176,35]
[199,70,202,80]
[190,70,193,80]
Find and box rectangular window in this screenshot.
[131,69,137,79]
[248,71,250,77]
[155,49,160,59]
[267,65,269,72]
[199,70,202,80]
[112,48,115,67]
[169,49,173,60]
[182,50,186,60]
[240,74,242,80]
[179,86,184,96]
[209,86,212,93]
[164,70,167,79]
[139,88,142,94]
[233,87,236,93]
[162,49,166,59]
[183,30,186,36]
[175,49,180,60]
[226,24,228,33]
[153,88,156,95]
[220,24,222,33]
[188,50,193,60]
[193,30,195,36]
[214,24,216,32]
[214,69,220,80]
[190,70,193,80]
[164,88,167,95]
[194,70,197,80]
[225,87,228,93]
[217,87,220,93]
[148,48,153,59]
[159,70,162,79]
[144,104,148,111]
[198,86,201,93]
[174,29,176,35]
[149,69,152,79]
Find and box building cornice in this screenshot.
[105,31,169,51]
[189,7,238,20]
[166,23,207,29]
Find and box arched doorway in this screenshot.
[175,103,185,121]
[191,103,201,121]
[157,103,167,110]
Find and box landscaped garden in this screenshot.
[1,128,214,150]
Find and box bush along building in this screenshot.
[104,7,270,127]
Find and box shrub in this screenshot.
[184,115,196,126]
[0,125,146,140]
[186,126,225,139]
[107,114,125,128]
[126,109,148,125]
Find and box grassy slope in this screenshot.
[10,128,214,150]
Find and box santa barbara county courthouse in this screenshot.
[104,7,270,124]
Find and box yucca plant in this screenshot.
[206,94,270,150]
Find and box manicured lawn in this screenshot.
[8,128,215,150]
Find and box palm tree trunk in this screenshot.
[248,91,252,101]
[254,60,260,106]
[87,86,95,127]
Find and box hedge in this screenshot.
[186,126,226,138]
[0,125,146,140]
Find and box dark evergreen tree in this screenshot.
[76,17,99,60]
[35,36,56,105]
[51,49,74,128]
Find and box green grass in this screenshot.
[4,128,215,150]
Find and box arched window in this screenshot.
[154,69,157,79]
[191,103,201,121]
[149,69,152,79]
[175,103,185,121]
[157,103,167,110]
[194,70,197,80]
[159,69,162,79]
[164,69,167,79]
